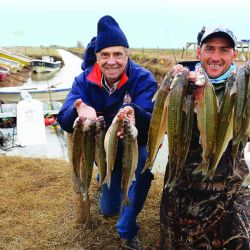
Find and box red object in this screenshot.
[0,66,9,81]
[44,116,55,126]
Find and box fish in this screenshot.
[104,110,125,188]
[243,65,250,138]
[121,118,138,209]
[143,72,174,173]
[232,66,249,156]
[193,68,218,178]
[165,70,189,189]
[72,117,85,182]
[242,173,250,187]
[95,116,107,192]
[79,118,96,201]
[173,93,195,186]
[233,66,248,136]
[208,73,236,179]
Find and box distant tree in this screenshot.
[76,41,84,48]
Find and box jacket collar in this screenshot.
[86,63,128,89]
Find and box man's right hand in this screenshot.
[74,99,97,120]
[172,64,204,86]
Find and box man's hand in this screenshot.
[172,64,205,86]
[74,99,97,120]
[117,106,135,138]
[173,64,188,76]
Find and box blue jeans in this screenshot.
[99,144,154,239]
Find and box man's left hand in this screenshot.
[117,106,135,138]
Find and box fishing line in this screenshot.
[162,25,177,64]
[155,3,178,64]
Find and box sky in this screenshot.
[1,0,250,49]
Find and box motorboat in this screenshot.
[30,56,62,73]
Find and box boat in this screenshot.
[0,49,31,66]
[0,57,23,72]
[0,62,17,74]
[0,101,62,119]
[0,66,10,81]
[30,56,62,73]
[0,84,71,103]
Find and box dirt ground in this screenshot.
[0,67,31,88]
[0,156,164,249]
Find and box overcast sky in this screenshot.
[1,0,250,48]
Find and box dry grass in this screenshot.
[0,156,164,249]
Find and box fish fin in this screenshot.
[103,174,111,189]
[152,90,159,102]
[79,186,89,201]
[164,179,174,191]
[132,174,136,182]
[141,161,150,174]
[206,169,216,181]
[121,196,130,210]
[141,160,154,174]
[168,179,176,192]
[164,180,176,192]
[165,93,170,107]
[73,117,80,128]
[192,163,208,176]
[183,97,188,113]
[230,81,237,96]
[97,185,102,193]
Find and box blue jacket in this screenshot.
[57,59,157,145]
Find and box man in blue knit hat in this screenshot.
[57,15,157,249]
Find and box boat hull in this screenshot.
[0,50,30,66]
[31,60,62,73]
[0,86,71,103]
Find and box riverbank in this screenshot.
[0,47,63,89]
[0,67,31,88]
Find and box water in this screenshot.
[24,49,83,89]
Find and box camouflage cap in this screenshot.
[200,26,237,48]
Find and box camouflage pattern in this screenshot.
[159,84,250,249]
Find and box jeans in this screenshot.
[99,144,154,239]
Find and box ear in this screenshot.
[232,49,238,61]
[197,47,201,59]
[95,53,100,64]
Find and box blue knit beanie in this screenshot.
[81,36,96,70]
[95,15,129,53]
